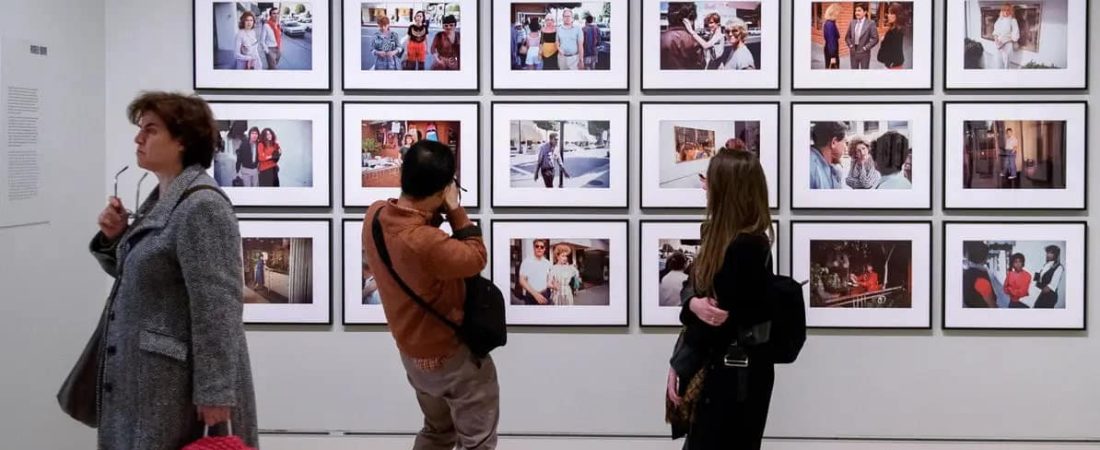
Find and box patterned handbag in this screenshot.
[182,421,254,450]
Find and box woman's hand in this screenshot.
[98,196,129,240]
[666,367,682,406]
[196,405,231,426]
[689,296,728,327]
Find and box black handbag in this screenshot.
[371,208,506,358]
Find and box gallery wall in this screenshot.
[84,0,1100,449]
[0,0,105,448]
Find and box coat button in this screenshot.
[106,346,116,356]
[108,311,116,321]
[103,382,113,393]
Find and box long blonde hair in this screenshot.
[693,149,773,295]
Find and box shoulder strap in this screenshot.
[371,207,461,332]
[173,185,231,214]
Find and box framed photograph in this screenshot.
[343,102,479,208]
[343,218,477,324]
[492,220,628,326]
[492,1,629,90]
[792,0,933,90]
[641,0,781,90]
[194,0,332,90]
[945,0,1088,90]
[238,219,331,324]
[791,221,931,329]
[491,102,628,208]
[790,102,932,210]
[208,102,331,207]
[342,1,478,91]
[640,220,779,326]
[943,101,1086,210]
[943,221,1086,330]
[640,102,779,209]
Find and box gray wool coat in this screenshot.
[87,165,258,449]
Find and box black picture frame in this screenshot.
[942,0,1089,91]
[790,0,935,92]
[790,220,933,330]
[941,220,1088,331]
[342,101,482,209]
[490,218,630,327]
[789,101,934,211]
[941,100,1088,211]
[491,0,631,93]
[193,0,334,92]
[341,0,482,93]
[490,101,630,209]
[640,0,782,92]
[639,101,782,210]
[238,217,333,325]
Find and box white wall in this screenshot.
[0,0,104,448]
[965,0,1071,68]
[3,0,1095,449]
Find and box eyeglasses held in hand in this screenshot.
[113,165,150,222]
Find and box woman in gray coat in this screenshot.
[87,91,258,448]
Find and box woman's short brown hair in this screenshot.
[377,15,390,27]
[239,11,255,29]
[127,91,221,169]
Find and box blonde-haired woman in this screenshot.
[720,17,756,70]
[666,149,775,449]
[992,3,1020,69]
[822,3,841,69]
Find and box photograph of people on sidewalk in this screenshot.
[195,0,330,89]
[642,0,779,89]
[344,0,478,90]
[792,0,931,89]
[493,1,628,90]
[238,219,331,324]
[207,102,331,206]
[946,0,1086,89]
[492,102,628,207]
[493,220,628,325]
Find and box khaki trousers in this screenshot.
[401,345,500,450]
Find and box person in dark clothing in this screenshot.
[1033,245,1064,308]
[877,3,908,69]
[666,148,775,449]
[962,241,996,308]
[235,126,261,186]
[660,2,705,70]
[822,3,841,69]
[534,132,562,188]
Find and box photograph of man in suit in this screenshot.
[845,3,879,69]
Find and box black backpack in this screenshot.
[760,269,807,364]
[371,209,507,358]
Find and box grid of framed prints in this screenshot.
[342,102,480,208]
[790,221,932,329]
[491,102,629,208]
[492,0,630,91]
[790,102,933,210]
[342,0,479,91]
[640,221,779,326]
[239,219,332,324]
[188,1,1090,332]
[942,101,1087,210]
[207,102,332,207]
[942,222,1086,330]
[640,102,780,209]
[791,0,934,90]
[640,0,782,90]
[492,220,628,326]
[944,0,1089,90]
[193,0,332,90]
